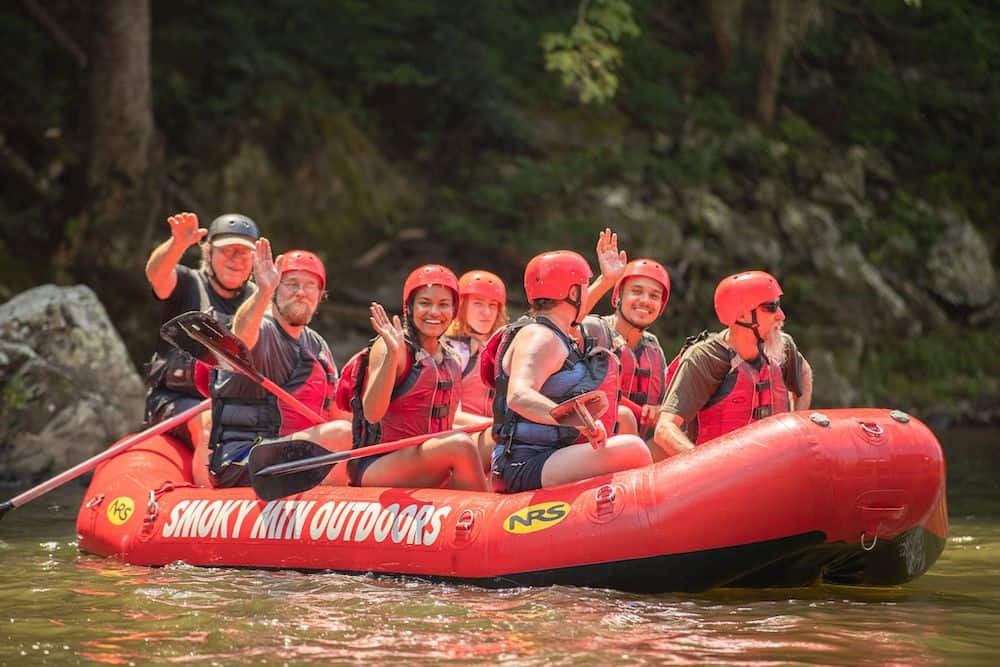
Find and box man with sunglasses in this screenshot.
[143,211,259,449]
[207,239,351,488]
[652,270,812,458]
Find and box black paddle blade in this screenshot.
[248,439,334,501]
[160,312,219,365]
[161,311,257,376]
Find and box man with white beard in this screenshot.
[207,238,351,488]
[652,270,812,458]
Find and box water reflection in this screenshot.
[1,428,999,665]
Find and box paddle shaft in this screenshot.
[258,422,491,477]
[0,398,212,519]
[257,374,325,425]
[621,396,642,413]
[181,321,325,426]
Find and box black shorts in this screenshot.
[497,444,559,494]
[208,440,255,488]
[347,452,384,486]
[144,389,201,448]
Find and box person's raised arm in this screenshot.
[505,325,570,425]
[361,303,406,424]
[145,212,207,299]
[582,228,627,318]
[231,238,279,350]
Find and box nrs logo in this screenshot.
[503,501,570,534]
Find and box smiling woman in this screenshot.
[344,264,489,492]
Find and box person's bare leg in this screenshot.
[616,406,638,435]
[288,419,353,487]
[359,433,488,491]
[540,435,651,488]
[476,428,495,473]
[190,412,213,486]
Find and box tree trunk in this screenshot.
[87,0,155,219]
[756,0,788,127]
[63,0,162,365]
[703,0,745,75]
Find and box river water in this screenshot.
[1,429,997,666]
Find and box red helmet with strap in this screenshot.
[276,250,326,290]
[714,270,782,326]
[458,270,506,304]
[403,264,460,313]
[523,250,592,304]
[611,259,671,317]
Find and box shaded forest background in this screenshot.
[1,0,997,426]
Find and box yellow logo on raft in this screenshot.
[503,501,571,534]
[106,496,135,526]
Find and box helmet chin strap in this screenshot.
[733,309,768,361]
[616,302,646,333]
[566,285,585,327]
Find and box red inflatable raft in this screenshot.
[76,408,947,593]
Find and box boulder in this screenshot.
[0,285,144,484]
[926,216,996,309]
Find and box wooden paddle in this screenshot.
[248,422,491,501]
[161,311,325,426]
[0,398,211,521]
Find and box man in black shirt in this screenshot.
[143,211,259,448]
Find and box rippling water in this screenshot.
[2,429,997,666]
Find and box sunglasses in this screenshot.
[758,300,781,313]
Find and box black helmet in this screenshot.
[207,214,259,249]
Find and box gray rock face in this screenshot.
[926,217,997,308]
[0,285,145,483]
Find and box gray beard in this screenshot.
[762,327,786,367]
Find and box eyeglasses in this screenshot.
[279,280,321,296]
[758,300,781,313]
[215,245,252,259]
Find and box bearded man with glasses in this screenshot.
[206,239,352,488]
[652,270,813,458]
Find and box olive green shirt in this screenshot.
[660,331,804,424]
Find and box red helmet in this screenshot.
[714,270,783,326]
[277,250,326,290]
[458,270,506,304]
[403,264,460,312]
[611,259,671,317]
[523,251,592,304]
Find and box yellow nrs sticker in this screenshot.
[106,496,135,526]
[503,501,571,534]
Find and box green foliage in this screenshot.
[542,0,641,105]
[856,330,999,412]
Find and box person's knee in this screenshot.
[608,435,652,465]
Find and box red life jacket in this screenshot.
[379,345,462,443]
[444,336,494,418]
[694,353,790,444]
[626,335,667,409]
[277,346,338,435]
[580,315,665,432]
[209,325,337,457]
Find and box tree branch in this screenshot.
[20,0,87,68]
